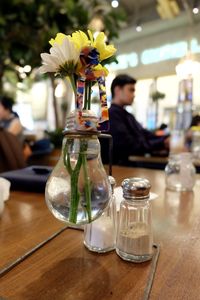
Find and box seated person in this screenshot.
[191,115,200,127]
[107,74,169,165]
[0,96,23,143]
[185,114,200,149]
[155,123,170,136]
[0,96,30,161]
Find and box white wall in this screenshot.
[134,79,153,126]
[111,15,200,128]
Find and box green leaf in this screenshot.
[101,55,118,66]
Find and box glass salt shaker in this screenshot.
[116,177,153,263]
[84,176,116,253]
[165,152,196,191]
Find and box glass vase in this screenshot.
[45,130,111,225]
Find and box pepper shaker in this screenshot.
[84,176,116,253]
[116,177,153,262]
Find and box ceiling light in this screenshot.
[20,73,27,79]
[193,0,199,14]
[135,20,142,32]
[193,7,199,14]
[156,0,180,19]
[24,65,31,73]
[136,25,142,32]
[18,66,24,73]
[111,0,119,8]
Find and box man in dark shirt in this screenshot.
[107,74,169,164]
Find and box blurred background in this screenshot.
[1,0,200,141]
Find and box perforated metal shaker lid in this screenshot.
[121,177,151,199]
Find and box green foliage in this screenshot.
[103,7,127,40]
[0,0,126,94]
[0,0,90,70]
[151,91,165,102]
[45,128,63,148]
[101,55,118,66]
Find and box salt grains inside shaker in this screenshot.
[83,176,116,253]
[116,177,153,263]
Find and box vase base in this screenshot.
[49,203,106,226]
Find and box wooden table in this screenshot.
[1,166,200,299]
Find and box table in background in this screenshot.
[1,166,200,299]
[129,155,200,173]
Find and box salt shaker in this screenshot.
[84,176,116,253]
[116,177,153,263]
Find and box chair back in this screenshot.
[0,129,26,172]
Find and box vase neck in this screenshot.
[64,109,99,134]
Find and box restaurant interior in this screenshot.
[1,0,200,299]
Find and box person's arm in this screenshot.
[138,123,169,152]
[7,118,23,136]
[111,110,169,158]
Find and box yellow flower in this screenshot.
[87,30,94,44]
[89,30,116,61]
[93,64,109,77]
[68,30,90,51]
[49,33,67,46]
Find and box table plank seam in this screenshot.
[0,226,68,278]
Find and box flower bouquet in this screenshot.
[41,30,116,225]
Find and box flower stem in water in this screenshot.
[82,148,92,222]
[64,138,92,224]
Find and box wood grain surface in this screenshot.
[1,166,200,299]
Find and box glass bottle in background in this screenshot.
[191,127,200,161]
[169,129,185,154]
[165,152,196,191]
[116,178,153,263]
[84,176,116,253]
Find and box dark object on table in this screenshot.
[45,128,63,148]
[0,166,52,193]
[32,166,51,175]
[27,138,54,166]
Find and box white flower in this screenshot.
[39,37,79,75]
